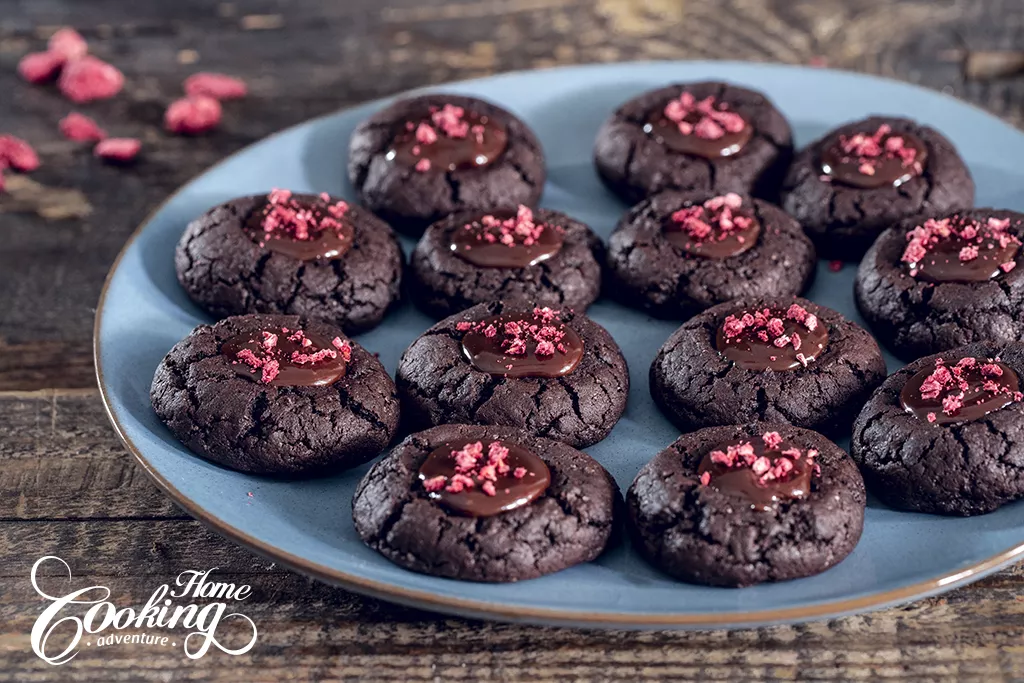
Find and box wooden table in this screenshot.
[4,0,1024,679]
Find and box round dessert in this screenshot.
[396,302,629,448]
[409,205,603,318]
[650,297,887,435]
[626,423,865,586]
[606,190,816,318]
[852,342,1024,515]
[593,81,793,204]
[781,116,975,261]
[348,94,545,234]
[175,190,403,334]
[150,313,400,476]
[855,209,1024,360]
[352,423,619,582]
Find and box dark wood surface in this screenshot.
[3,0,1024,679]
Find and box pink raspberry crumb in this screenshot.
[0,135,40,172]
[183,72,248,100]
[58,56,124,103]
[60,113,107,142]
[94,138,141,162]
[48,28,88,61]
[18,52,64,84]
[165,96,223,135]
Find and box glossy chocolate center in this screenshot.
[419,439,551,517]
[450,206,564,268]
[460,310,584,379]
[900,357,1020,424]
[697,435,816,511]
[902,216,1021,283]
[644,100,752,159]
[821,127,927,189]
[243,191,353,262]
[663,194,761,259]
[716,305,828,372]
[221,327,349,387]
[388,104,508,173]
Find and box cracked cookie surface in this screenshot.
[626,422,865,587]
[352,423,619,582]
[593,81,793,205]
[396,302,629,448]
[781,116,975,261]
[175,194,403,335]
[606,190,816,319]
[650,296,886,435]
[851,342,1024,516]
[348,93,546,235]
[855,209,1024,361]
[410,207,603,318]
[150,313,400,476]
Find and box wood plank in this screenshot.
[3,0,1024,678]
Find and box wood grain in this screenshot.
[3,0,1024,679]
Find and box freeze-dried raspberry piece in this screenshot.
[58,56,125,103]
[60,113,107,142]
[183,72,248,100]
[165,96,223,134]
[0,136,40,172]
[94,138,141,162]
[48,28,89,61]
[18,51,64,84]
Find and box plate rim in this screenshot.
[94,60,1024,629]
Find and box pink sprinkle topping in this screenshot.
[720,305,817,353]
[917,356,1019,416]
[469,205,556,248]
[415,122,439,145]
[230,326,349,384]
[94,138,141,162]
[414,158,431,172]
[902,216,1022,272]
[58,56,124,103]
[426,440,527,496]
[668,193,752,246]
[257,188,349,243]
[431,103,469,138]
[60,112,107,142]
[165,95,223,135]
[183,72,248,100]
[662,92,746,140]
[702,433,817,487]
[834,124,918,177]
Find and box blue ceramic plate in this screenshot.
[96,62,1024,629]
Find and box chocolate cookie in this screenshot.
[781,116,974,260]
[626,423,865,586]
[593,81,793,204]
[855,209,1024,360]
[150,313,400,476]
[352,424,619,582]
[396,302,629,448]
[175,190,403,334]
[650,297,886,435]
[606,190,816,318]
[852,343,1024,516]
[348,94,545,234]
[409,205,603,318]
